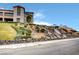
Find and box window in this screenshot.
[0,12,3,16]
[0,18,2,21]
[17,18,20,22]
[4,18,13,22]
[17,8,21,16]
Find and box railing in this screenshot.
[4,13,13,17]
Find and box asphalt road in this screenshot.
[0,38,79,55]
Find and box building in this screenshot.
[0,5,34,24]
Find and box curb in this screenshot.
[0,38,79,49]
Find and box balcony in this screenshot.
[4,13,13,17]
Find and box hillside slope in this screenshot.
[0,23,17,40]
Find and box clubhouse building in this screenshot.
[0,6,34,24]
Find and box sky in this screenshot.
[0,3,79,31]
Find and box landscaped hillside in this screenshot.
[0,22,32,40]
[0,23,17,40]
[0,22,79,44]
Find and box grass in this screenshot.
[0,22,17,40]
[0,22,32,40]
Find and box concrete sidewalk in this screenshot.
[0,38,79,49]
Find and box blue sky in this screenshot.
[0,3,79,31]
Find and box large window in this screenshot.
[17,8,21,16]
[4,18,13,22]
[0,12,3,16]
[17,18,20,22]
[0,18,2,21]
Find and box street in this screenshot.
[0,38,79,55]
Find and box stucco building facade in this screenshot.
[0,6,34,24]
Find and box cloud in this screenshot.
[34,11,52,26]
[0,7,4,9]
[34,12,45,20]
[34,21,52,26]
